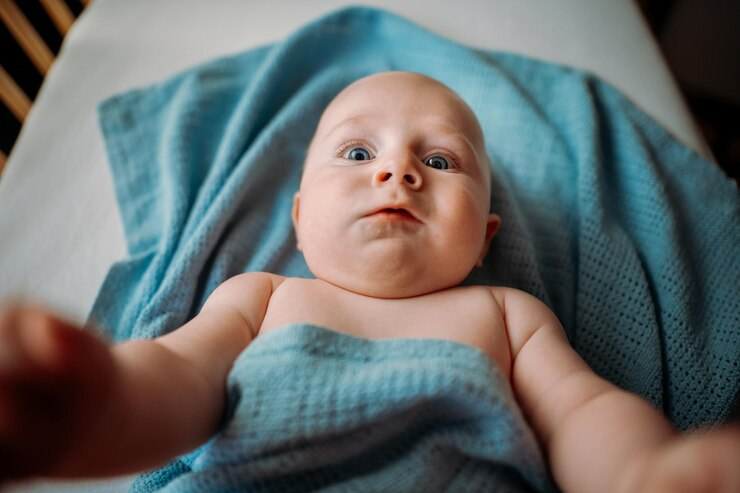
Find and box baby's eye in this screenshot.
[344,147,373,161]
[424,155,451,170]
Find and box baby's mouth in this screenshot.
[368,208,419,221]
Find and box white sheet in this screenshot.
[0,0,708,490]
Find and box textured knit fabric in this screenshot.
[133,324,555,492]
[90,5,740,490]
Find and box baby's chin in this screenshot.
[302,242,478,298]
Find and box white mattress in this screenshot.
[0,0,708,490]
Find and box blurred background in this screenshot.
[639,0,739,180]
[1,0,738,179]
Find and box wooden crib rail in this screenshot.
[0,0,90,177]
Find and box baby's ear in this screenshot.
[476,213,501,267]
[291,193,302,251]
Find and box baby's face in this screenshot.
[293,72,499,298]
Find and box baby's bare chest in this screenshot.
[259,279,511,371]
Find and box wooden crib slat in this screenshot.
[40,0,75,36]
[0,0,54,75]
[0,65,31,122]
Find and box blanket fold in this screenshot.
[134,325,554,492]
[91,5,739,492]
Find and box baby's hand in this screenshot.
[0,305,114,481]
[630,425,740,493]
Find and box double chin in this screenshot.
[306,247,465,299]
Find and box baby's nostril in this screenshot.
[405,174,416,185]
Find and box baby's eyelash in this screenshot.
[335,140,373,157]
[425,149,461,168]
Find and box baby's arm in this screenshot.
[0,272,282,480]
[501,288,740,493]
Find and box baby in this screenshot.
[1,72,739,492]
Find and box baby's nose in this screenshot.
[374,170,420,188]
[372,156,423,190]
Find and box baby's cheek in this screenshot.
[451,191,488,231]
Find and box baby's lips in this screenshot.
[365,202,422,221]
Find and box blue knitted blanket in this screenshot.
[134,324,555,492]
[90,6,739,491]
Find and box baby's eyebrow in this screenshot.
[320,115,377,143]
[423,122,480,158]
[431,127,475,149]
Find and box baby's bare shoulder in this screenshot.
[209,272,287,300]
[486,286,554,318]
[483,286,562,354]
[221,271,287,289]
[486,285,538,306]
[199,273,289,332]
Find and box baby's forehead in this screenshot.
[317,73,483,142]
